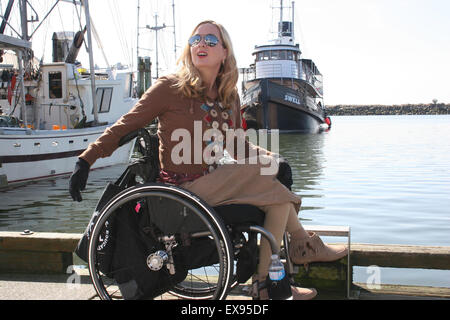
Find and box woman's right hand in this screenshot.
[69,158,90,202]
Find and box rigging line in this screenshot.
[89,17,110,67]
[159,32,169,72]
[106,1,126,65]
[115,1,131,65]
[56,2,69,40]
[72,0,83,30]
[38,1,53,62]
[294,7,308,57]
[111,0,131,65]
[0,14,22,38]
[73,0,89,53]
[106,1,125,62]
[110,0,131,66]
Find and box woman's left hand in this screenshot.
[276,157,293,190]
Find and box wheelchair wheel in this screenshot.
[88,184,234,300]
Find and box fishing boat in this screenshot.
[240,0,331,133]
[0,0,138,187]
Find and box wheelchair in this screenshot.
[84,128,295,300]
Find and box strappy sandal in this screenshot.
[250,278,317,300]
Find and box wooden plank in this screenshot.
[304,225,350,237]
[351,243,450,270]
[353,283,450,300]
[0,250,72,274]
[0,232,81,253]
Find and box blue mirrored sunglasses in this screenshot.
[188,34,220,47]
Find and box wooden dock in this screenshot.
[1,231,450,300]
[294,243,450,299]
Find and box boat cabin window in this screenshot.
[94,87,113,113]
[271,51,280,60]
[256,50,297,61]
[256,51,270,61]
[286,51,293,60]
[48,71,63,99]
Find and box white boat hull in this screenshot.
[0,126,134,186]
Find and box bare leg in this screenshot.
[257,203,291,281]
[285,203,309,235]
[256,202,317,300]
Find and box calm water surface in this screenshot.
[1,115,450,287]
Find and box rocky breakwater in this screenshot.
[326,103,450,116]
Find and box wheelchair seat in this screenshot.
[213,204,265,227]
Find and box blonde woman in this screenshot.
[69,20,347,300]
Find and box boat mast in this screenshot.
[17,0,28,127]
[279,0,283,37]
[19,0,28,41]
[82,0,98,124]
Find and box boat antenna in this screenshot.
[146,13,166,79]
[291,1,295,40]
[136,0,140,72]
[172,0,177,61]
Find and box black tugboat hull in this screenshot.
[242,79,328,133]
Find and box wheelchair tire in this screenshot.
[88,183,234,300]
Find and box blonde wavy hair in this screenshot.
[173,20,239,109]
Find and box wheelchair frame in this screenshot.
[86,128,293,300]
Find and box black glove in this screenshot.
[276,158,293,191]
[69,158,90,202]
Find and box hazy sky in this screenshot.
[4,0,450,105]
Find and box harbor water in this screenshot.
[1,115,450,288]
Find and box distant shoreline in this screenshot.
[325,103,450,116]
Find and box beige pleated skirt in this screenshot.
[180,156,301,213]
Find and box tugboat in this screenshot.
[240,0,331,132]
